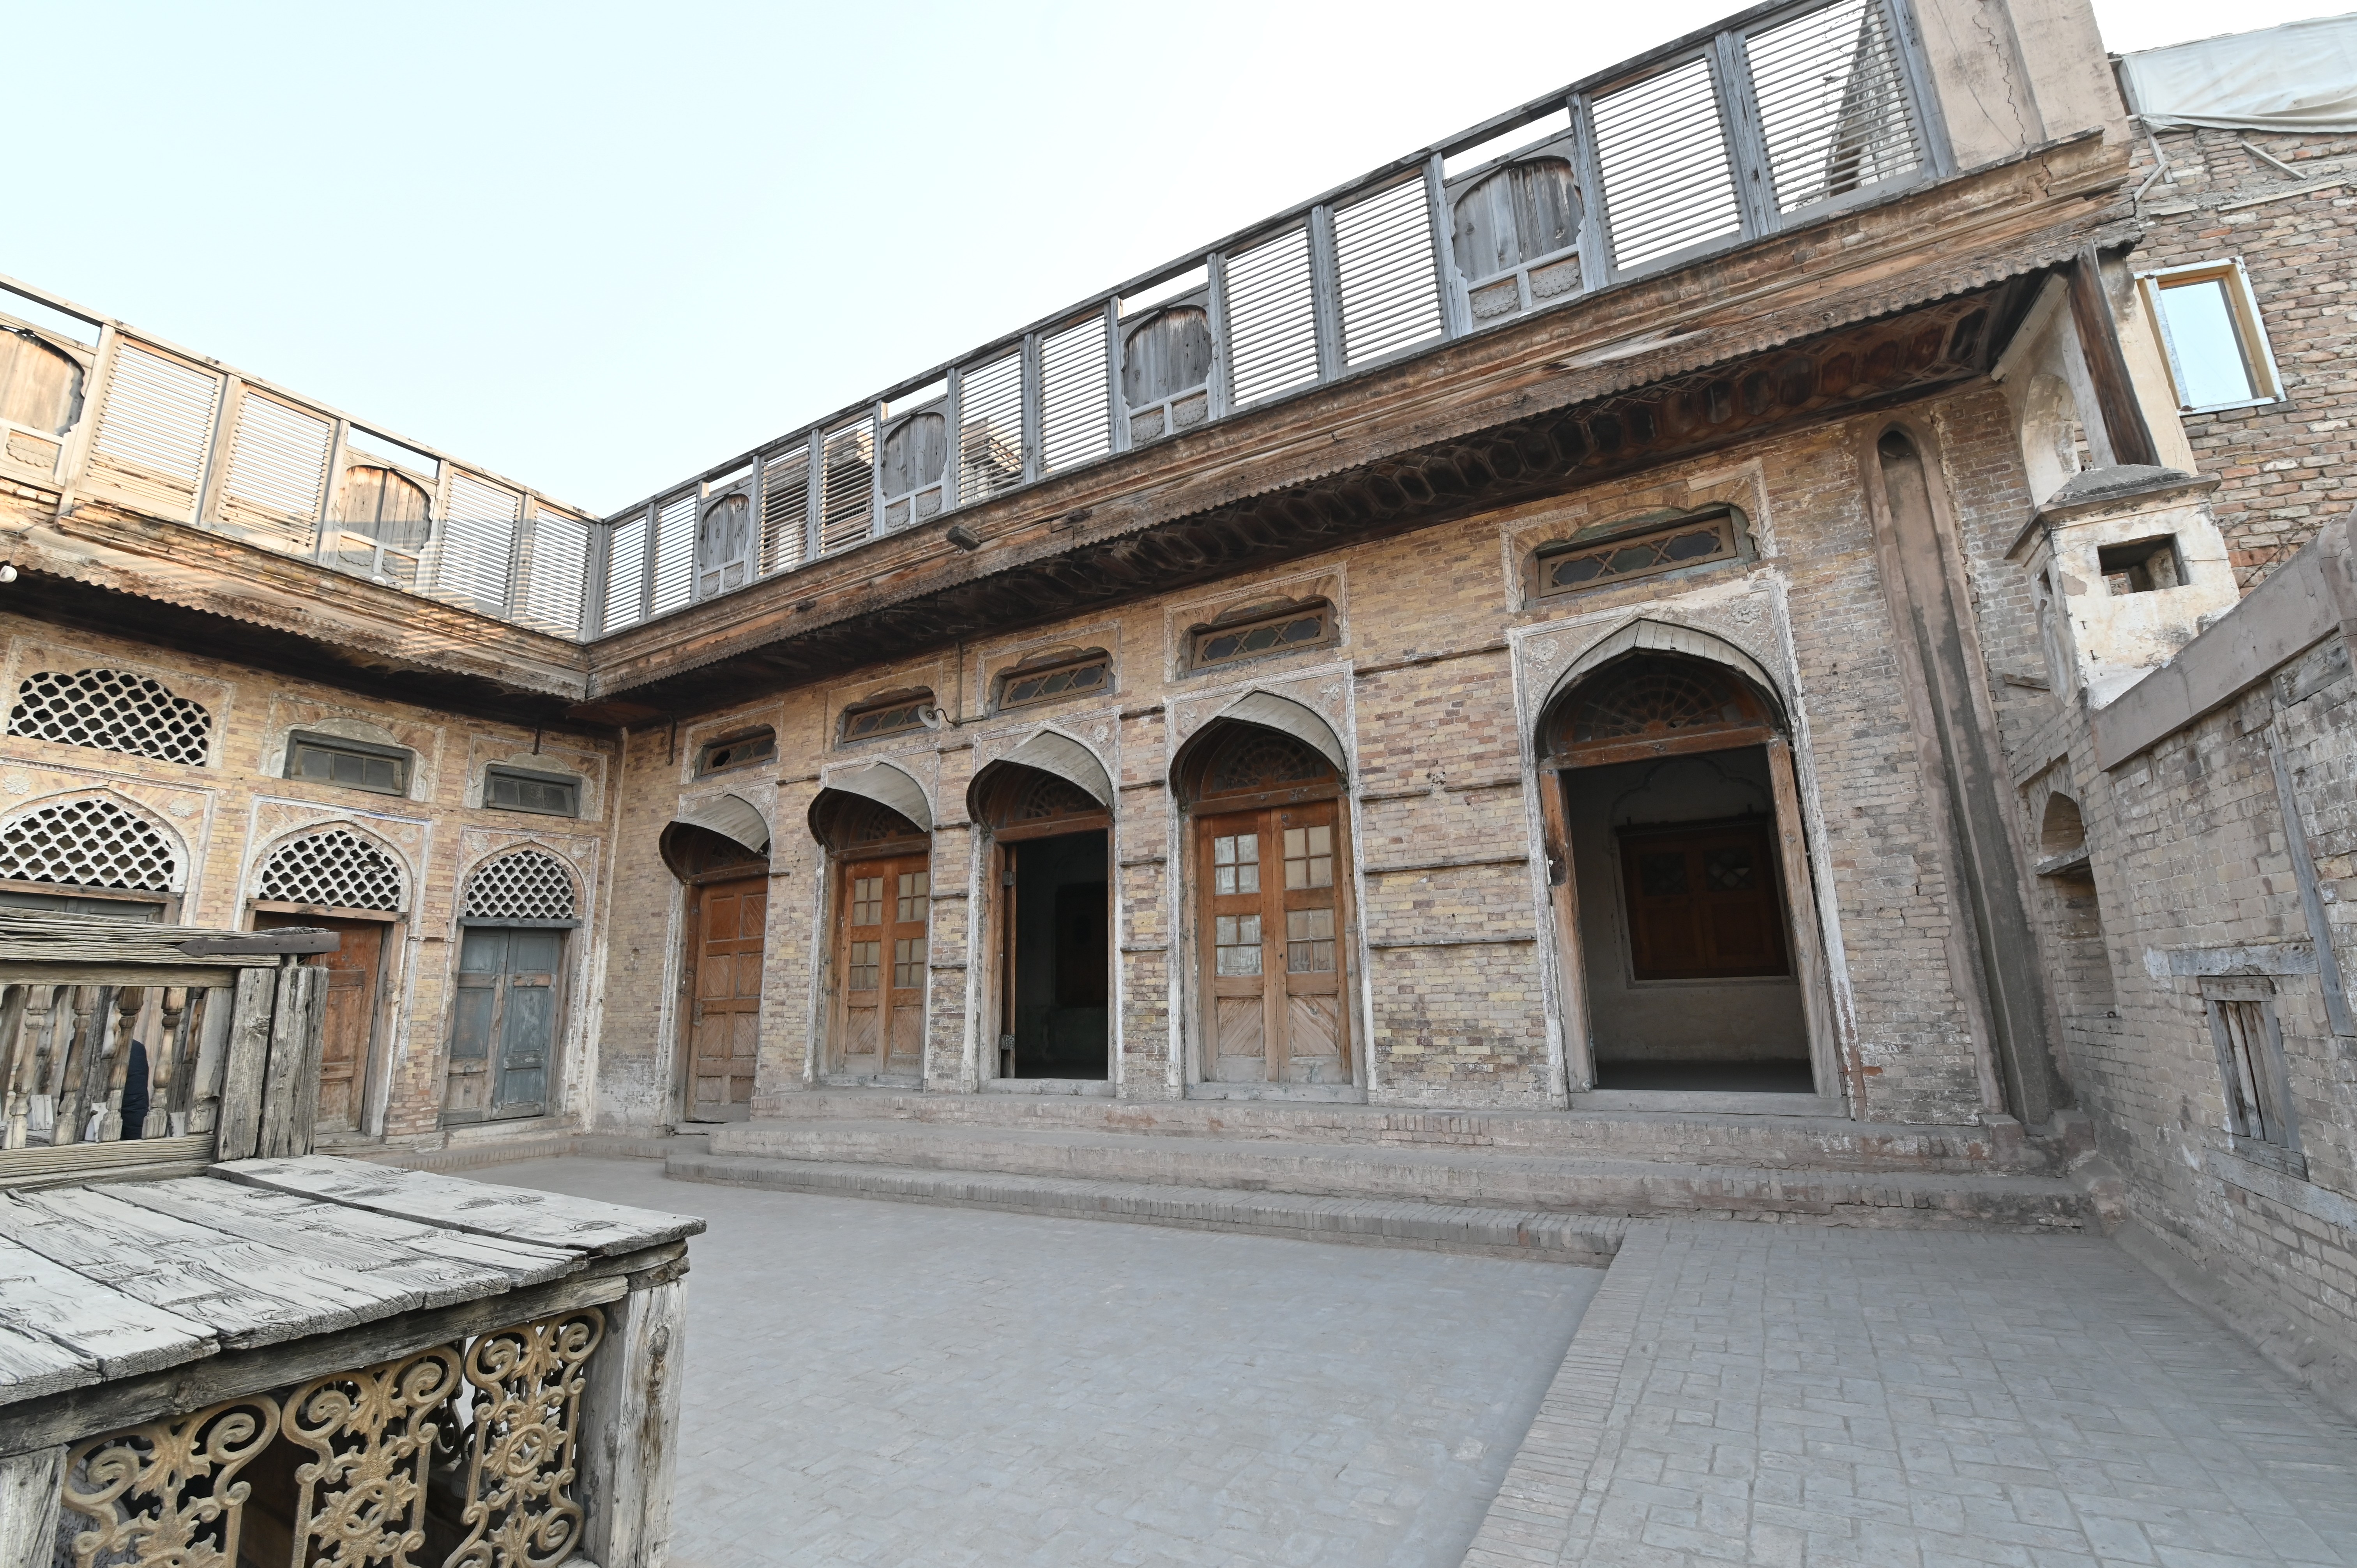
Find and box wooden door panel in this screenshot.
[1196,802,1350,1087]
[1620,823,1789,980]
[687,877,766,1118]
[258,913,381,1135]
[1284,995,1343,1081]
[444,928,502,1119]
[834,853,928,1078]
[1211,996,1266,1081]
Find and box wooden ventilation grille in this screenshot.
[1574,666,1738,741]
[259,828,406,913]
[86,342,222,521]
[1553,656,1772,766]
[650,490,696,616]
[958,354,1025,502]
[464,848,578,921]
[1207,729,1331,795]
[220,392,332,548]
[1746,0,1921,214]
[520,512,592,637]
[1040,317,1111,473]
[1225,228,1319,407]
[843,797,925,844]
[1592,56,1744,271]
[1335,179,1443,366]
[0,796,178,891]
[7,667,213,765]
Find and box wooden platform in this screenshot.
[0,1154,700,1412]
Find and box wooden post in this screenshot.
[0,986,26,1151]
[2068,246,2163,470]
[579,1270,688,1568]
[154,987,187,1137]
[0,1444,65,1567]
[187,985,233,1135]
[214,967,279,1162]
[258,962,328,1159]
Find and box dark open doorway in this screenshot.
[1005,829,1110,1078]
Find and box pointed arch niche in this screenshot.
[1171,701,1357,1094]
[1534,631,1839,1104]
[969,736,1115,1088]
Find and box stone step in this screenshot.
[666,1152,1629,1263]
[737,1089,2060,1174]
[702,1118,2096,1230]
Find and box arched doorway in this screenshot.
[971,754,1113,1083]
[1175,719,1355,1087]
[446,847,581,1125]
[1537,649,1824,1097]
[809,789,933,1084]
[251,824,408,1136]
[663,818,769,1120]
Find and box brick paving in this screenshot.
[481,1159,2357,1568]
[1468,1222,2357,1567]
[483,1157,1601,1568]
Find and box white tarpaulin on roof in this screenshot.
[2119,14,2357,132]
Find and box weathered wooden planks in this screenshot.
[0,1185,387,1348]
[0,1232,214,1384]
[108,1178,581,1295]
[215,1155,705,1256]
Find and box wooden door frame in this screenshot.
[675,868,769,1121]
[980,818,1116,1084]
[249,901,397,1138]
[818,836,931,1082]
[1538,736,1843,1104]
[451,919,575,1122]
[1181,785,1358,1090]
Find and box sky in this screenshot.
[4,1,2342,516]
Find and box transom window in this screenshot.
[998,652,1110,710]
[1534,509,1740,599]
[2141,259,2282,413]
[1189,602,1334,670]
[484,765,581,817]
[286,731,411,797]
[841,693,933,743]
[697,729,775,776]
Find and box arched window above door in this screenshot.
[1542,653,1777,770]
[809,791,929,857]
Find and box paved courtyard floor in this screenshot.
[482,1157,1602,1568]
[479,1159,2357,1568]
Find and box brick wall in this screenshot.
[2130,128,2357,586]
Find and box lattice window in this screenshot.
[0,796,178,892]
[463,848,578,922]
[259,827,406,913]
[1206,729,1332,795]
[7,667,212,765]
[1567,661,1751,744]
[1012,771,1100,823]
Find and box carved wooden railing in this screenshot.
[0,913,333,1188]
[56,1306,604,1568]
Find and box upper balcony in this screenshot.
[0,0,2121,676]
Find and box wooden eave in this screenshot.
[585,133,2133,715]
[1,500,597,730]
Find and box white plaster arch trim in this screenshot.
[0,785,191,894]
[248,815,416,912]
[996,726,1115,807]
[1203,689,1349,775]
[1540,617,1786,721]
[674,791,772,853]
[818,758,935,832]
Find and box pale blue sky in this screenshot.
[3,2,2333,515]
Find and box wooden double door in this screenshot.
[254,911,384,1134]
[1196,797,1351,1084]
[685,875,765,1119]
[833,852,929,1079]
[446,925,562,1121]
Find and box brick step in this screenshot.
[665,1152,1629,1263]
[701,1119,2097,1230]
[731,1090,2059,1174]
